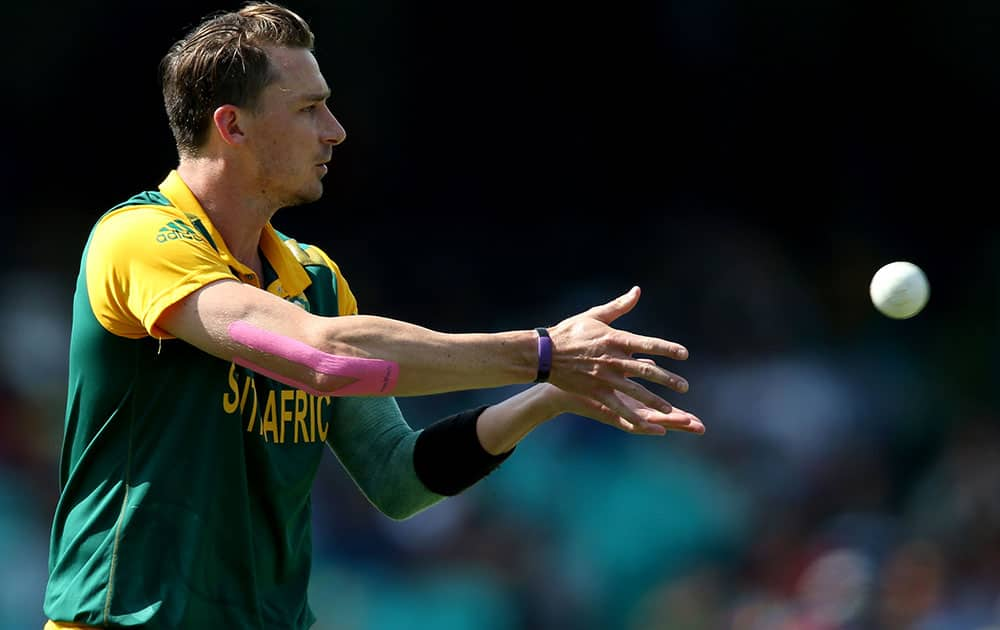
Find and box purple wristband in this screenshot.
[534,327,552,383]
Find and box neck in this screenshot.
[176,158,272,269]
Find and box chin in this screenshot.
[288,185,324,207]
[306,184,324,203]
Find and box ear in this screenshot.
[212,105,246,146]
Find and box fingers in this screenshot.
[551,350,689,415]
[607,370,688,420]
[613,401,704,435]
[571,396,667,435]
[574,396,704,436]
[617,416,668,435]
[623,333,689,361]
[621,358,688,393]
[584,286,641,325]
[637,405,705,434]
[616,389,669,422]
[550,286,696,421]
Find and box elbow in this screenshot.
[379,504,428,522]
[312,372,362,396]
[370,491,443,521]
[309,359,399,397]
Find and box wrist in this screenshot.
[476,384,561,455]
[532,382,569,422]
[533,327,552,383]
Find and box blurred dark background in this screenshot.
[4,0,1000,628]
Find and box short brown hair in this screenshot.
[159,1,315,156]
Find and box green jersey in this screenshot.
[44,171,441,629]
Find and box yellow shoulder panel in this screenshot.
[87,207,235,338]
[282,239,358,316]
[283,238,329,267]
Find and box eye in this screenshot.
[301,104,317,113]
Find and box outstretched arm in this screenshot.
[325,383,704,520]
[475,382,705,456]
[158,282,689,426]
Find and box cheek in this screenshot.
[264,125,309,165]
[256,134,296,175]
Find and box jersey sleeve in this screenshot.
[86,207,236,339]
[326,395,444,519]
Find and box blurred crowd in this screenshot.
[4,219,998,630]
[7,0,1000,626]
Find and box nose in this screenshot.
[322,105,346,146]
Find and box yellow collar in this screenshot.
[157,170,312,297]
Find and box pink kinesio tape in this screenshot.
[228,320,398,396]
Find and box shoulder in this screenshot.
[275,231,343,273]
[109,190,174,212]
[93,191,191,242]
[274,231,359,317]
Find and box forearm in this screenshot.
[314,315,538,396]
[328,397,517,513]
[162,281,539,397]
[325,396,444,520]
[475,384,562,455]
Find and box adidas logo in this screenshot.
[157,220,205,243]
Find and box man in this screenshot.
[43,2,704,628]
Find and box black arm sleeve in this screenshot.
[413,405,515,496]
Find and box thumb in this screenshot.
[586,286,641,324]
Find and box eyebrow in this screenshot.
[301,91,331,102]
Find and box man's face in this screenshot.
[245,46,346,207]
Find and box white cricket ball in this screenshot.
[869,261,930,319]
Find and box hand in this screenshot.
[540,383,705,436]
[545,286,692,426]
